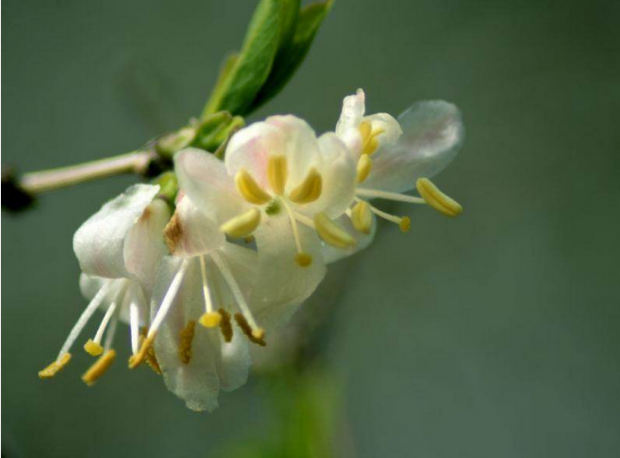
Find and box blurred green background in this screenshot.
[3,0,620,456]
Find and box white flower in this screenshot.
[330,89,465,261]
[127,197,256,411]
[39,184,170,385]
[174,115,359,271]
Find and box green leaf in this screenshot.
[200,54,239,120]
[202,0,283,118]
[248,0,333,113]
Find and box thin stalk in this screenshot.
[19,150,154,195]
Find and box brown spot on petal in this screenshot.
[164,212,182,254]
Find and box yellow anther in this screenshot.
[295,252,313,267]
[38,353,72,379]
[235,168,271,205]
[199,311,222,328]
[82,350,116,386]
[357,155,373,184]
[399,216,411,233]
[128,333,155,369]
[288,168,322,204]
[178,320,196,365]
[83,339,103,356]
[351,201,373,234]
[359,121,385,156]
[217,308,234,343]
[416,178,463,217]
[220,208,261,238]
[267,155,288,195]
[314,212,357,249]
[234,313,266,347]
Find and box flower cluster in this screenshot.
[39,90,464,411]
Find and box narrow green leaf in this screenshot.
[202,0,283,117]
[248,0,333,113]
[201,54,238,120]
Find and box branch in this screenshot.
[2,150,159,212]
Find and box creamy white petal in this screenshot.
[362,101,464,193]
[123,199,170,294]
[250,214,326,332]
[335,88,365,136]
[164,198,225,259]
[73,184,160,279]
[322,214,377,264]
[152,257,221,412]
[175,148,247,223]
[300,133,357,219]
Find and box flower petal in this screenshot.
[362,101,464,193]
[164,198,225,259]
[250,214,326,331]
[73,184,160,279]
[301,132,357,218]
[226,116,321,192]
[123,199,171,294]
[175,148,247,223]
[363,112,403,150]
[335,88,365,136]
[152,257,221,412]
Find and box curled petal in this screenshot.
[363,101,464,193]
[73,184,160,279]
[335,88,366,136]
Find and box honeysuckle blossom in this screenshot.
[330,89,464,261]
[174,115,359,271]
[38,184,170,385]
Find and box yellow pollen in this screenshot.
[314,212,357,249]
[356,155,373,184]
[199,311,222,328]
[83,339,103,356]
[82,350,116,386]
[416,178,463,217]
[235,168,271,205]
[220,208,261,238]
[218,308,234,343]
[128,333,155,369]
[399,216,411,233]
[38,353,72,379]
[234,313,266,347]
[267,155,288,195]
[351,201,372,234]
[295,252,313,267]
[178,320,196,365]
[359,121,385,156]
[288,168,323,204]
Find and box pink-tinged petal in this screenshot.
[175,148,247,224]
[224,121,283,188]
[300,133,357,219]
[250,213,326,332]
[123,199,170,295]
[163,198,225,259]
[226,116,322,192]
[335,88,366,136]
[73,184,159,279]
[363,101,464,193]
